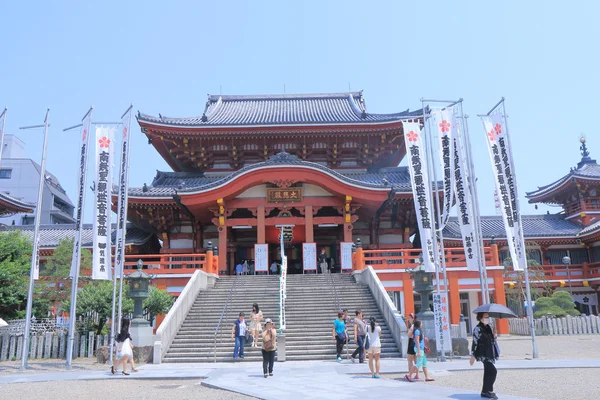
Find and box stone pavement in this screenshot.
[3,358,600,398]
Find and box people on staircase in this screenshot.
[332,312,347,362]
[236,261,243,276]
[261,318,277,378]
[351,309,366,363]
[270,261,278,275]
[242,260,249,275]
[250,303,263,348]
[365,316,382,378]
[231,312,247,360]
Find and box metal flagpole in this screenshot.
[499,100,538,359]
[461,109,490,304]
[0,107,7,166]
[64,107,93,368]
[19,109,51,370]
[421,100,446,361]
[116,104,134,333]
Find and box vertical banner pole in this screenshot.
[116,105,134,332]
[66,107,93,368]
[499,101,538,359]
[20,109,51,370]
[422,101,446,361]
[462,109,490,304]
[0,107,7,166]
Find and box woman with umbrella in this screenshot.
[470,304,514,400]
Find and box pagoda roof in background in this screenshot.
[0,192,34,216]
[127,151,416,197]
[0,223,154,249]
[137,91,423,128]
[526,139,599,203]
[443,214,585,239]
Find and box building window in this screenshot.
[593,247,600,263]
[0,169,12,179]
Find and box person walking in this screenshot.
[351,310,366,363]
[242,260,249,275]
[405,320,434,382]
[231,312,247,360]
[261,318,277,378]
[365,316,382,378]
[270,261,278,275]
[319,248,328,274]
[470,312,500,399]
[250,303,263,348]
[110,325,133,376]
[406,313,419,379]
[235,261,243,276]
[332,312,347,362]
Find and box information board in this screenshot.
[254,244,268,272]
[432,292,453,356]
[340,242,353,271]
[302,243,317,272]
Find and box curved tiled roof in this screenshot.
[580,219,600,236]
[0,192,34,214]
[526,158,600,201]
[0,223,154,248]
[443,214,583,239]
[129,152,414,198]
[137,92,423,127]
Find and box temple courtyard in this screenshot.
[1,335,599,399]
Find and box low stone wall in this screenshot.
[0,332,109,361]
[509,315,600,336]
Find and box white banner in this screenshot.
[433,108,455,228]
[403,121,435,273]
[483,115,527,271]
[70,111,92,278]
[255,244,269,272]
[340,242,353,271]
[114,107,133,279]
[92,127,115,280]
[433,293,452,355]
[453,119,479,272]
[302,243,317,271]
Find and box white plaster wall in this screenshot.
[379,234,403,245]
[302,184,334,197]
[170,239,193,249]
[235,184,267,199]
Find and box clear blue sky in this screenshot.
[1,1,598,224]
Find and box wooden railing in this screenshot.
[564,198,600,214]
[362,247,494,270]
[123,253,209,275]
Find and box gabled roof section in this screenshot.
[0,192,34,215]
[443,214,583,239]
[526,141,599,203]
[128,152,415,198]
[0,223,154,248]
[137,91,423,128]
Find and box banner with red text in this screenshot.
[433,108,455,228]
[92,127,115,280]
[482,115,527,271]
[403,121,435,273]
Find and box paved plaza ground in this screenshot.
[1,335,599,399]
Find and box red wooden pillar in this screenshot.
[305,205,314,243]
[448,273,461,325]
[402,273,415,317]
[257,205,266,244]
[492,270,509,334]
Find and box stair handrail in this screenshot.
[213,274,240,362]
[329,270,342,313]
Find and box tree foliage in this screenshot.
[143,286,175,322]
[63,281,134,334]
[534,290,580,318]
[503,257,552,316]
[43,237,92,277]
[0,231,32,319]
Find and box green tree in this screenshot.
[63,281,134,334]
[0,231,32,319]
[534,290,580,318]
[43,237,92,277]
[503,257,552,316]
[143,286,175,324]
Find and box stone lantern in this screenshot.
[126,259,155,346]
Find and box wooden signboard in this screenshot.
[266,187,303,203]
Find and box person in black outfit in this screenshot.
[406,313,419,379]
[470,312,500,399]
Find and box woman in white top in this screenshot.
[365,316,382,379]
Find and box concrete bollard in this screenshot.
[277,335,286,362]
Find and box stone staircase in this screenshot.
[164,275,281,363]
[163,273,401,362]
[284,274,401,361]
